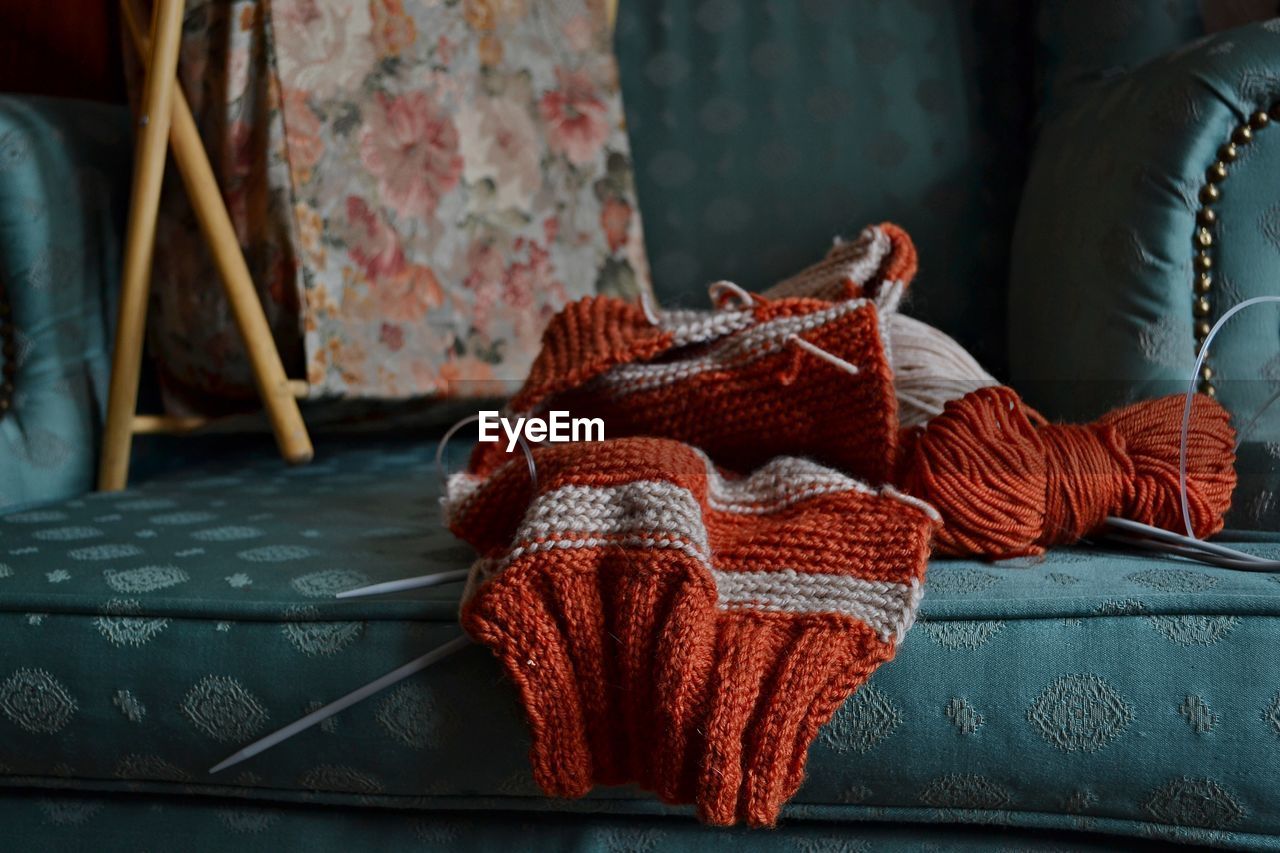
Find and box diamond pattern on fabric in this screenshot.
[1026,674,1134,753]
[1143,777,1245,829]
[821,684,904,754]
[180,676,269,743]
[919,773,1011,810]
[0,668,78,733]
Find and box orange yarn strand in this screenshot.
[898,387,1236,559]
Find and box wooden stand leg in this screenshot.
[98,0,187,492]
[121,0,313,468]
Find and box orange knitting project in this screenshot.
[445,220,1238,827]
[445,438,937,827]
[469,222,917,483]
[761,226,1237,557]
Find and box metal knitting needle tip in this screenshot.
[335,569,469,599]
[1104,517,1274,566]
[208,633,473,775]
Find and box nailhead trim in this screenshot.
[1193,106,1277,397]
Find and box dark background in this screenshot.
[1,2,125,102]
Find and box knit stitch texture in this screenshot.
[445,437,937,826]
[471,224,916,484]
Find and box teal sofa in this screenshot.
[3,2,1280,850]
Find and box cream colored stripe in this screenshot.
[518,480,709,554]
[595,299,866,396]
[694,451,877,510]
[516,460,874,549]
[657,308,755,347]
[482,532,917,643]
[712,569,921,642]
[501,475,921,641]
[446,455,937,534]
[764,225,891,301]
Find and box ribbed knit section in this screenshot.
[447,438,936,826]
[719,612,890,826]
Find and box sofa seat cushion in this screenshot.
[0,437,1278,849]
[0,790,1180,852]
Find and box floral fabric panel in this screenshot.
[141,0,649,407]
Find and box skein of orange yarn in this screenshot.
[897,386,1237,559]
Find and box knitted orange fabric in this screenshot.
[897,386,1237,558]
[445,437,937,826]
[469,227,916,484]
[505,295,677,414]
[553,296,899,481]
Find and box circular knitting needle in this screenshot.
[1104,517,1280,570]
[435,413,538,490]
[335,569,469,599]
[1105,530,1280,571]
[208,633,472,775]
[1178,295,1280,538]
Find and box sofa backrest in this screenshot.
[615,0,1037,373]
[616,0,1216,376]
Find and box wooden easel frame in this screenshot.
[98,0,313,491]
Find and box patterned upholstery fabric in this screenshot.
[614,0,1035,375]
[2,437,1279,848]
[0,96,130,511]
[135,0,650,408]
[1010,22,1280,529]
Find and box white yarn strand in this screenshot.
[435,411,538,493]
[1179,295,1280,538]
[707,280,756,310]
[639,290,660,326]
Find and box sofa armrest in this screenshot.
[0,95,131,511]
[1010,21,1280,529]
[1011,22,1280,422]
